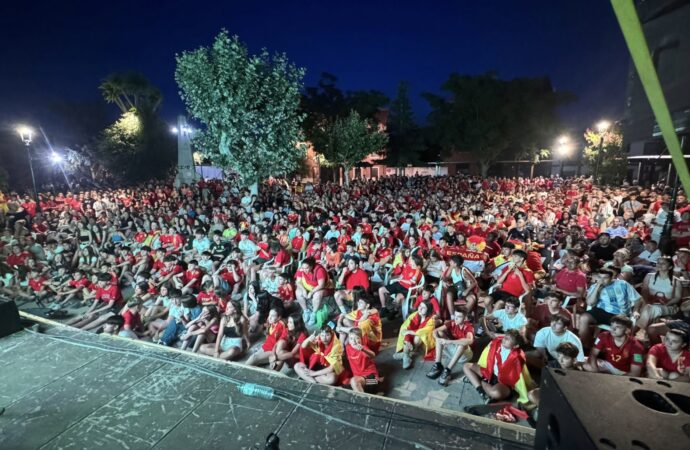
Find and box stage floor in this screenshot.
[0,324,534,449]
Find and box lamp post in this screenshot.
[557,135,570,177]
[593,120,610,183]
[16,125,39,205]
[172,116,197,187]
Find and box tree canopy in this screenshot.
[424,73,573,176]
[386,81,425,166]
[584,125,626,186]
[175,30,306,185]
[315,110,388,185]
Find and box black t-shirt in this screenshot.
[508,227,530,242]
[590,243,615,262]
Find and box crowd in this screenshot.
[1,174,689,420]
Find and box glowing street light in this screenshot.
[50,152,64,164]
[596,120,611,133]
[170,126,179,134]
[594,119,612,182]
[556,135,571,176]
[16,125,34,146]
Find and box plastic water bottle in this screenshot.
[239,383,275,400]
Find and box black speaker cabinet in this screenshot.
[0,300,22,338]
[535,367,690,449]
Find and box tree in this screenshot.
[387,81,424,166]
[175,30,306,188]
[99,72,162,114]
[584,126,626,185]
[424,73,573,176]
[315,110,388,185]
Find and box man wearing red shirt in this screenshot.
[121,299,144,339]
[345,328,379,393]
[334,257,371,315]
[487,250,535,313]
[427,306,475,386]
[585,315,644,376]
[378,255,423,319]
[552,257,587,299]
[66,274,123,331]
[646,329,690,381]
[295,257,332,326]
[6,245,31,268]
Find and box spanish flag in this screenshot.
[347,309,382,353]
[395,311,436,360]
[302,334,344,376]
[478,337,534,404]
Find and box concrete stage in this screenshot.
[0,323,534,450]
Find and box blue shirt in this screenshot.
[588,279,640,315]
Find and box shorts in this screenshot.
[386,282,409,297]
[587,307,616,325]
[645,304,679,321]
[442,343,473,364]
[483,374,499,386]
[220,336,243,352]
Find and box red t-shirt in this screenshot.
[28,277,46,292]
[673,220,690,247]
[531,304,573,330]
[399,266,422,289]
[594,332,645,373]
[7,252,31,267]
[262,320,288,351]
[95,284,123,306]
[554,268,587,294]
[197,291,221,306]
[278,283,295,302]
[344,269,370,291]
[69,278,91,289]
[297,264,328,288]
[648,344,690,375]
[184,269,203,289]
[346,343,378,378]
[445,320,475,340]
[122,309,143,332]
[413,295,441,316]
[500,267,534,297]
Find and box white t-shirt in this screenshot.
[534,327,585,361]
[637,249,661,264]
[492,309,527,331]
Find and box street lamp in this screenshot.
[556,135,570,177]
[593,120,611,183]
[16,125,39,206]
[50,152,63,164]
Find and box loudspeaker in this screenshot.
[0,300,23,338]
[535,368,690,449]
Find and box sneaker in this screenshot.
[438,368,452,386]
[402,351,412,370]
[426,362,444,379]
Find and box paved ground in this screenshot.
[0,324,535,450]
[14,293,531,428]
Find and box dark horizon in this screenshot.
[1,0,629,139]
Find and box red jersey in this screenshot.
[594,332,645,373]
[296,264,329,288]
[262,320,288,351]
[648,343,690,375]
[69,278,91,289]
[444,320,475,340]
[122,309,143,332]
[184,268,203,289]
[28,276,47,292]
[343,269,370,291]
[399,265,422,289]
[7,252,31,267]
[413,295,441,316]
[197,291,221,306]
[346,343,378,378]
[500,266,535,297]
[95,284,123,306]
[278,283,295,302]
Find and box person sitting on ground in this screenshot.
[426,305,475,386]
[483,296,528,339]
[246,307,287,368]
[528,342,582,405]
[528,314,584,369]
[180,305,219,352]
[334,256,370,315]
[199,300,248,361]
[463,329,532,404]
[345,328,379,393]
[413,284,442,317]
[584,315,644,377]
[119,298,145,339]
[295,324,344,385]
[394,300,436,370]
[271,314,308,371]
[66,273,123,331]
[336,288,382,352]
[378,254,423,320]
[645,329,690,382]
[579,267,640,349]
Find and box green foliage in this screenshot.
[424,73,573,176]
[94,109,176,181]
[175,30,307,184]
[387,81,425,166]
[301,72,388,153]
[99,72,162,114]
[584,126,626,185]
[314,110,388,184]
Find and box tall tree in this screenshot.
[387,81,424,166]
[424,73,572,176]
[315,110,388,185]
[584,125,626,185]
[99,72,162,114]
[176,30,306,188]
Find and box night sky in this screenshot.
[1,0,630,135]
